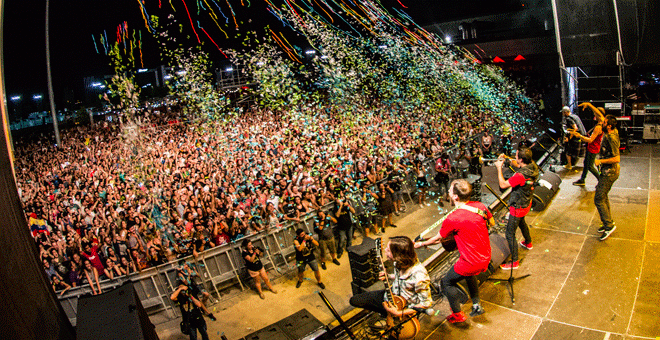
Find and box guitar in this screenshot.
[375,238,420,340]
[415,206,459,252]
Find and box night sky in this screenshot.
[2,0,524,113]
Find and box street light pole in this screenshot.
[45,0,61,145]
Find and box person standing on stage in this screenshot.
[495,147,539,270]
[570,102,605,186]
[171,283,215,340]
[562,106,587,170]
[414,179,494,323]
[594,115,620,240]
[241,239,277,299]
[294,228,325,289]
[350,236,432,321]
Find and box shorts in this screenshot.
[391,190,402,202]
[248,267,266,278]
[566,140,580,157]
[416,176,429,188]
[297,259,319,273]
[359,214,375,229]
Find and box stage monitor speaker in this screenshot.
[532,171,562,211]
[489,232,510,269]
[347,237,377,263]
[348,237,379,288]
[351,280,384,296]
[76,282,158,340]
[276,309,325,340]
[244,324,291,340]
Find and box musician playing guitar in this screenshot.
[415,179,494,323]
[349,236,432,339]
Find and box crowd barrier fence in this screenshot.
[56,135,484,326]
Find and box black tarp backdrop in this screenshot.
[0,1,76,338]
[0,115,76,339]
[556,0,660,67]
[556,0,618,67]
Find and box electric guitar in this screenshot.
[375,238,420,340]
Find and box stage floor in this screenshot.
[155,143,660,340]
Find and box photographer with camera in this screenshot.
[242,239,277,299]
[333,192,356,259]
[294,228,325,289]
[171,283,212,340]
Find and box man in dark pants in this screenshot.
[334,193,356,258]
[495,147,539,270]
[171,284,210,340]
[571,103,605,186]
[294,228,325,289]
[594,115,620,240]
[562,106,587,170]
[414,179,494,323]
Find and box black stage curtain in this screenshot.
[0,100,75,339]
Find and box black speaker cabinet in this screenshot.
[244,324,291,340]
[76,282,158,340]
[348,237,379,289]
[532,171,562,211]
[351,280,384,296]
[489,232,510,269]
[347,237,377,263]
[245,309,325,340]
[276,309,325,340]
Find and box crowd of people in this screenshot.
[14,99,532,296]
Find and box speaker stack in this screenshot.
[347,237,380,295]
[532,171,562,211]
[76,282,158,340]
[243,309,326,340]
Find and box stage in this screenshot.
[155,143,660,340]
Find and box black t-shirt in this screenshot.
[314,217,335,240]
[599,129,620,171]
[295,236,316,262]
[178,298,206,328]
[334,205,352,230]
[242,249,263,271]
[283,202,297,218]
[388,170,403,191]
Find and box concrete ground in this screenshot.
[155,143,660,340]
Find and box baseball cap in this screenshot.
[561,106,570,112]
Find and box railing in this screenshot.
[56,135,485,326]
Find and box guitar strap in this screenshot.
[456,204,487,221]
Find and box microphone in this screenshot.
[411,306,435,316]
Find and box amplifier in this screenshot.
[350,267,375,281]
[352,275,378,288]
[347,237,377,263]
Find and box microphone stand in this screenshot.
[483,183,531,305]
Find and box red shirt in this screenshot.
[440,202,492,276]
[587,129,603,154]
[507,173,532,217]
[82,246,105,272]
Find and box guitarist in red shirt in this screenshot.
[415,179,494,323]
